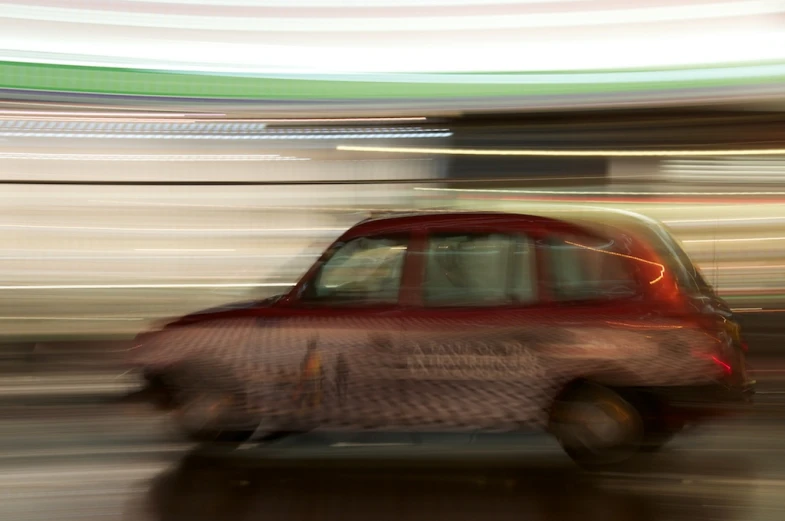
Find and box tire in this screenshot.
[170,388,255,447]
[142,372,177,410]
[165,366,305,448]
[549,382,644,469]
[625,392,682,453]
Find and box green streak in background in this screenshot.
[1,61,785,100]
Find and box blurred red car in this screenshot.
[129,211,753,467]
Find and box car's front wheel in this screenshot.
[171,391,256,445]
[549,382,645,469]
[141,372,177,410]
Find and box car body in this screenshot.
[128,210,753,466]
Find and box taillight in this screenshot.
[711,355,733,376]
[688,319,743,381]
[708,322,748,384]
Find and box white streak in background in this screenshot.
[665,159,785,167]
[0,464,194,489]
[702,265,785,270]
[0,115,426,124]
[672,175,785,182]
[664,217,785,228]
[0,382,142,396]
[0,255,287,259]
[0,283,295,290]
[0,316,145,321]
[291,64,785,84]
[0,153,309,162]
[134,249,237,252]
[0,101,161,110]
[665,217,785,223]
[0,122,441,132]
[414,187,785,196]
[0,103,422,119]
[0,132,452,140]
[123,0,587,6]
[341,145,785,157]
[82,200,431,211]
[683,237,785,244]
[256,117,428,123]
[4,31,785,75]
[663,166,785,183]
[0,2,780,32]
[1,0,785,76]
[0,252,317,259]
[0,224,346,233]
[0,110,215,117]
[0,106,427,123]
[195,63,785,84]
[0,447,191,464]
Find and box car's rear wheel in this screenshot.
[549,382,644,469]
[624,392,682,453]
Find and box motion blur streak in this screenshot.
[339,145,785,157]
[0,153,310,162]
[415,187,785,195]
[0,117,452,337]
[564,240,666,285]
[0,150,782,335]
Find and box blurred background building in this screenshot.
[0,0,784,343]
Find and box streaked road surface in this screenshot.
[0,320,782,521]
[1,398,785,521]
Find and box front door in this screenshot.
[279,233,411,429]
[396,228,551,431]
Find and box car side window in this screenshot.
[308,235,408,304]
[423,233,537,307]
[542,234,639,302]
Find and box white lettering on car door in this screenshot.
[405,340,546,379]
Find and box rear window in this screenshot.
[569,216,714,297]
[541,234,640,302]
[423,232,537,307]
[646,224,714,295]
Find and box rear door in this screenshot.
[533,229,667,380]
[395,223,555,430]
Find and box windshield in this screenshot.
[302,235,408,304]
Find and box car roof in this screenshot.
[341,208,689,266]
[352,208,670,233]
[342,211,581,239]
